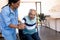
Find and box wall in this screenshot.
[0,0,8,12]
[43,0,60,31]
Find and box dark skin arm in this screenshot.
[9,24,26,29]
[9,24,18,28]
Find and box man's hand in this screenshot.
[36,23,38,28]
[18,24,26,29]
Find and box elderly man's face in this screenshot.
[29,10,36,20]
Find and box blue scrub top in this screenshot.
[0,13,2,33]
[1,5,18,37]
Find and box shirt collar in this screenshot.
[28,16,36,21]
[8,5,15,14]
[10,8,15,14]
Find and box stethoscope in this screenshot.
[9,5,18,20]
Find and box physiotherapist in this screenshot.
[1,0,25,40]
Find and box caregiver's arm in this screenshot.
[9,24,18,28]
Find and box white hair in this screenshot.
[29,9,37,14]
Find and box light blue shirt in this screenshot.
[0,13,2,33]
[22,16,37,34]
[1,5,18,39]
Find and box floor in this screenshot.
[40,26,60,40]
[0,26,60,40]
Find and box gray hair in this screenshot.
[29,9,37,14]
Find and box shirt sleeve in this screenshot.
[21,18,26,23]
[1,9,11,26]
